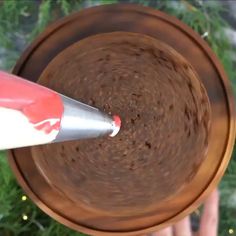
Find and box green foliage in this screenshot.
[57,0,73,15]
[0,0,235,235]
[31,0,83,38]
[0,0,32,48]
[100,0,118,5]
[0,0,34,70]
[31,0,52,39]
[0,151,31,235]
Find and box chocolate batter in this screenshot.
[32,32,211,215]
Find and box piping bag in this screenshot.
[0,71,121,150]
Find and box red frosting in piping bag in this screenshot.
[0,71,64,134]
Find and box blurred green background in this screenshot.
[0,0,235,235]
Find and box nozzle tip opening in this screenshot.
[110,115,121,137]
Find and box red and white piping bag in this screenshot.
[0,71,121,150]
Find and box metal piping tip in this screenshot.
[110,115,121,137]
[54,95,121,142]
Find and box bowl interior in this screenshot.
[31,32,211,215]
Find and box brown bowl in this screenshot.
[8,4,235,235]
[33,31,211,215]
